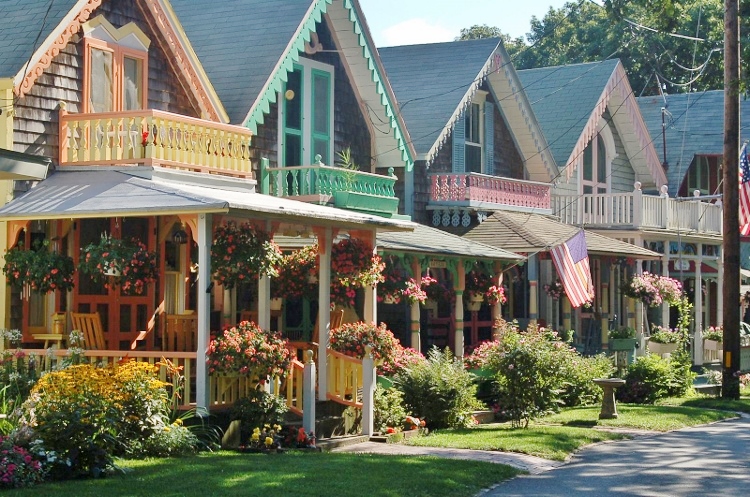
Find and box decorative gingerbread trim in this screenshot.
[139,0,222,122]
[15,0,103,98]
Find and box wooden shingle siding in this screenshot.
[607,113,636,193]
[252,102,279,169]
[490,95,524,180]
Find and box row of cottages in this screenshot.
[0,0,523,424]
[377,38,723,363]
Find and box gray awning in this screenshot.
[0,148,50,181]
[0,168,417,232]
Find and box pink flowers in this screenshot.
[625,272,683,307]
[207,321,291,379]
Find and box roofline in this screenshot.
[563,61,667,186]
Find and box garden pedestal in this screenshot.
[593,378,626,419]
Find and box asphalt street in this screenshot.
[484,414,750,496]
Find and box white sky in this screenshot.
[358,0,581,47]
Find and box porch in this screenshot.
[551,184,723,234]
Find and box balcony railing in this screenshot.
[551,186,723,234]
[259,157,400,216]
[429,173,552,213]
[59,106,253,177]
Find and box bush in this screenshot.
[0,435,45,488]
[373,385,407,433]
[558,354,615,407]
[395,348,483,429]
[142,420,201,457]
[378,346,426,377]
[617,354,676,403]
[231,389,288,444]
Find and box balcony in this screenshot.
[428,173,552,217]
[259,157,400,217]
[59,106,253,178]
[551,186,723,235]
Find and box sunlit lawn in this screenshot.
[7,451,520,497]
[659,393,750,414]
[406,404,737,461]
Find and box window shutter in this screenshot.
[452,111,465,173]
[484,101,494,176]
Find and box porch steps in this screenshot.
[316,434,370,452]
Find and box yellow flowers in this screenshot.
[264,437,273,447]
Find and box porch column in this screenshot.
[404,168,415,218]
[317,227,332,401]
[258,220,273,331]
[528,255,539,324]
[491,261,503,339]
[635,261,646,347]
[562,297,571,332]
[694,245,703,365]
[196,213,213,413]
[717,246,724,326]
[410,258,422,350]
[363,230,377,324]
[662,241,670,326]
[453,263,465,357]
[0,80,13,329]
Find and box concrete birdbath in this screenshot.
[593,378,626,419]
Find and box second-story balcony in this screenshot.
[258,157,400,217]
[551,185,723,235]
[428,172,552,215]
[59,105,254,178]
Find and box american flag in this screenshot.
[550,231,594,308]
[740,143,750,235]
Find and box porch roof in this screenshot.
[0,168,416,231]
[460,211,661,259]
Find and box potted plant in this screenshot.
[400,275,435,306]
[485,285,507,306]
[207,321,291,382]
[377,258,408,304]
[274,244,318,301]
[78,234,157,295]
[608,326,637,353]
[623,272,683,307]
[465,270,491,311]
[543,279,564,300]
[3,239,75,294]
[211,221,283,290]
[702,325,723,362]
[330,237,385,308]
[425,279,454,311]
[328,321,400,374]
[648,324,681,355]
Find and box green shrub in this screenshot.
[142,420,201,457]
[373,385,407,433]
[394,348,484,429]
[559,353,615,407]
[618,354,675,403]
[230,389,288,443]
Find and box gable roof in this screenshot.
[379,38,555,180]
[637,90,750,193]
[518,59,666,188]
[1,0,225,121]
[171,0,414,168]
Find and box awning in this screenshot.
[0,168,417,232]
[741,268,750,281]
[460,211,661,259]
[377,223,524,262]
[0,148,50,181]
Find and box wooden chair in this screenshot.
[312,308,344,344]
[71,312,107,350]
[239,310,258,324]
[163,314,198,352]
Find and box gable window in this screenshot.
[280,58,334,166]
[83,16,150,113]
[687,156,721,195]
[453,91,494,175]
[579,121,615,195]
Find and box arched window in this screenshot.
[580,121,615,194]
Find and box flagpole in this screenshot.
[722,0,741,399]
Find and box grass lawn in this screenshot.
[659,394,750,414]
[8,451,520,497]
[406,404,737,461]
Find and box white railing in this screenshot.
[552,185,722,234]
[429,173,551,211]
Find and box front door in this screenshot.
[74,217,155,350]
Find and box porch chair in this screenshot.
[71,312,107,350]
[311,308,345,345]
[239,310,258,324]
[163,314,198,352]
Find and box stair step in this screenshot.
[316,434,369,451]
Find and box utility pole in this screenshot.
[722,0,741,399]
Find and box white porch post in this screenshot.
[410,258,422,350]
[317,227,332,401]
[258,220,273,331]
[363,230,378,324]
[635,260,646,350]
[662,241,670,327]
[717,246,724,326]
[361,345,376,437]
[454,262,465,357]
[196,213,213,413]
[694,244,703,365]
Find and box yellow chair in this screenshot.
[71,312,107,350]
[163,314,198,352]
[312,308,344,345]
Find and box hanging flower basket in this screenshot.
[211,221,283,290]
[270,298,283,311]
[383,294,399,305]
[330,238,385,308]
[207,321,291,380]
[377,257,408,304]
[623,272,683,307]
[78,233,157,295]
[422,299,438,312]
[2,239,75,294]
[274,244,318,300]
[466,299,482,312]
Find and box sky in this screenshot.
[358,0,576,47]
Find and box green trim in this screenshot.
[282,65,304,167]
[243,0,413,171]
[310,67,332,164]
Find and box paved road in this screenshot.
[484,415,750,496]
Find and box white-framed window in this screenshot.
[82,16,150,113]
[279,58,335,166]
[687,155,721,195]
[579,121,615,194]
[453,91,494,175]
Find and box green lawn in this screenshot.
[659,394,750,414]
[8,452,520,497]
[406,404,737,461]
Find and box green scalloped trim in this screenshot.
[244,0,413,171]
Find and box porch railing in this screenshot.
[552,186,723,234]
[59,106,253,177]
[281,359,305,416]
[326,349,363,408]
[429,173,552,212]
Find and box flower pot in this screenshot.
[648,340,678,356]
[104,262,121,277]
[422,300,438,313]
[466,300,481,312]
[270,298,283,311]
[383,294,398,305]
[703,339,722,351]
[609,338,637,352]
[469,292,484,303]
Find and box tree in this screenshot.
[457,24,525,59]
